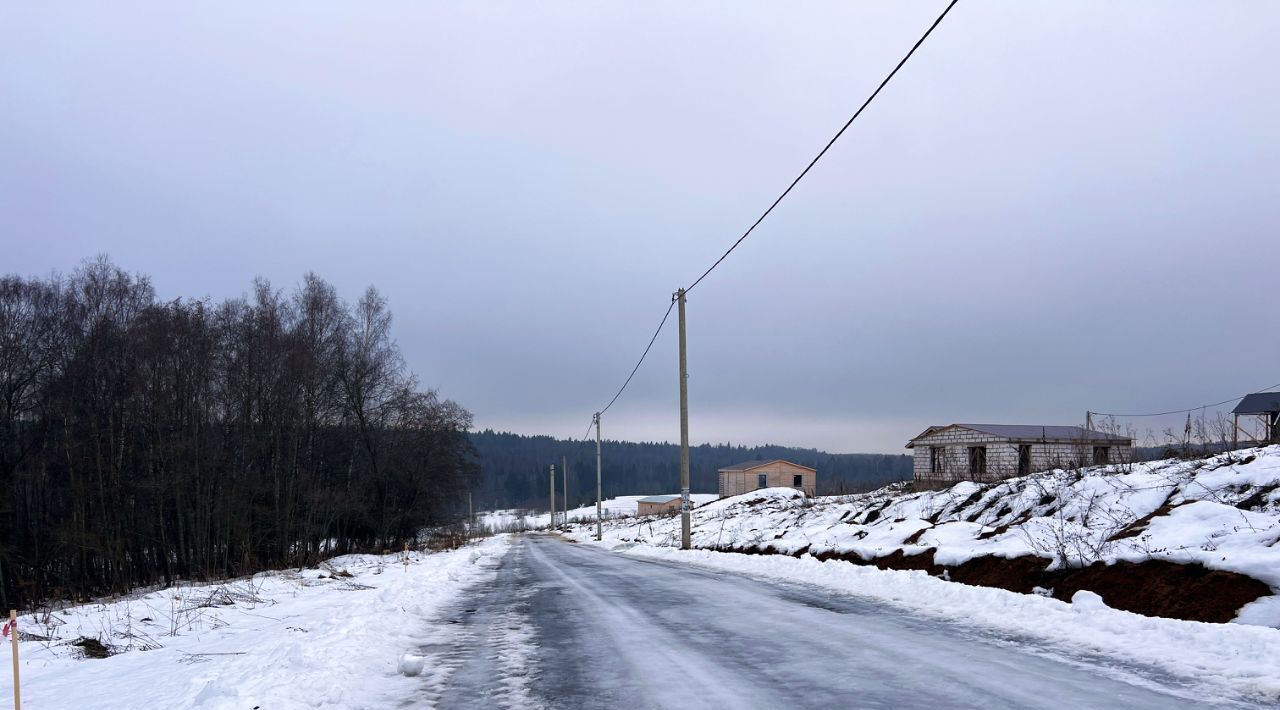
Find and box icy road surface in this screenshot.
[412,535,1254,709]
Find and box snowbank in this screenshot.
[566,447,1280,624]
[0,536,511,709]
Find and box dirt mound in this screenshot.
[720,544,1271,623]
[1049,560,1272,623]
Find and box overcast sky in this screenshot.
[2,2,1278,454]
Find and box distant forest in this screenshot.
[0,258,476,608]
[469,430,911,511]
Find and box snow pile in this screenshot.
[567,446,1280,625]
[0,536,511,709]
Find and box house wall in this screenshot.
[911,429,1132,485]
[718,461,816,498]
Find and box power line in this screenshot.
[1090,381,1280,418]
[595,299,677,418]
[574,1,960,431]
[685,0,960,294]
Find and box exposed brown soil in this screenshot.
[900,527,931,545]
[868,548,940,572]
[1235,484,1278,511]
[715,543,1272,623]
[1049,560,1272,622]
[1109,499,1177,541]
[72,637,112,658]
[976,523,1012,540]
[949,554,1050,593]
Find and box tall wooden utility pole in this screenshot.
[594,412,603,541]
[676,288,691,550]
[9,609,18,710]
[549,463,556,531]
[562,456,568,525]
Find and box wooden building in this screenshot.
[906,424,1133,486]
[635,494,683,516]
[717,460,816,498]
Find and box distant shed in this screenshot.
[717,460,816,498]
[1232,393,1280,445]
[635,495,683,516]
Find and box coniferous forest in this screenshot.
[0,258,477,608]
[468,430,912,511]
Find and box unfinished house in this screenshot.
[906,424,1133,486]
[1232,392,1280,446]
[718,460,816,498]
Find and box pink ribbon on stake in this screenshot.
[1,618,12,638]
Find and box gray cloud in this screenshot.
[2,1,1277,453]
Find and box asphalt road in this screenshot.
[411,535,1252,709]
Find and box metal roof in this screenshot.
[637,495,681,504]
[717,459,816,472]
[1232,393,1280,415]
[907,424,1131,447]
[718,459,772,472]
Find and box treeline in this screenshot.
[0,258,476,608]
[470,430,911,510]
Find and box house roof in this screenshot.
[1232,392,1280,415]
[637,495,681,504]
[717,459,816,473]
[906,424,1132,448]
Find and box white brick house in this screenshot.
[906,424,1133,485]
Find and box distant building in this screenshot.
[717,460,816,498]
[636,495,683,516]
[906,424,1133,486]
[1231,393,1280,445]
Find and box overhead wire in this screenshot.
[577,0,960,429]
[685,0,961,294]
[589,299,677,423]
[1090,381,1280,418]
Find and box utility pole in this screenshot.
[549,463,556,532]
[595,412,603,541]
[9,609,19,710]
[676,288,691,550]
[562,455,568,526]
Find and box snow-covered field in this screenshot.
[0,536,511,710]
[477,493,719,531]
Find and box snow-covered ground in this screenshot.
[477,493,719,531]
[0,536,511,710]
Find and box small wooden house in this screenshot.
[717,460,816,498]
[906,424,1133,486]
[635,494,683,516]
